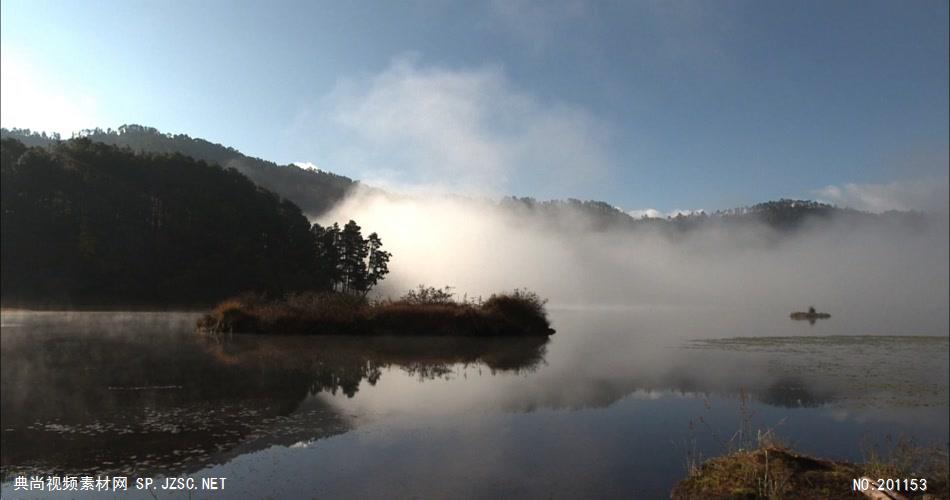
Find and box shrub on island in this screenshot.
[196,287,555,337]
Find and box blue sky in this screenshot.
[1,0,947,213]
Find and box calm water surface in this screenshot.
[2,308,947,499]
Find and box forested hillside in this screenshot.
[2,126,924,236]
[500,196,924,233]
[1,125,355,216]
[0,125,933,308]
[0,138,386,307]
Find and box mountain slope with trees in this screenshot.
[0,137,388,307]
[1,125,355,216]
[500,196,926,234]
[2,126,926,236]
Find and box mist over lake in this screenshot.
[323,188,949,335]
[2,131,947,500]
[2,0,949,497]
[2,307,947,498]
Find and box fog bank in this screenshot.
[319,187,949,334]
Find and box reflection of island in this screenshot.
[199,334,550,396]
[0,315,548,480]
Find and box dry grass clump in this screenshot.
[673,391,948,500]
[483,288,550,335]
[861,437,949,497]
[197,292,369,334]
[672,445,860,500]
[196,287,554,337]
[673,434,949,500]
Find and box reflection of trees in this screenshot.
[1,318,548,480]
[653,374,833,409]
[200,334,549,398]
[1,329,330,480]
[756,377,833,408]
[497,355,837,413]
[519,377,835,414]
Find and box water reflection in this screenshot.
[0,313,548,480]
[1,310,946,499]
[201,334,548,397]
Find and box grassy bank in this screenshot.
[196,287,555,337]
[672,439,948,499]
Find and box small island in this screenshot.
[790,306,831,323]
[197,286,555,337]
[192,218,554,337]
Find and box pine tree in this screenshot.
[310,220,391,296]
[364,232,391,296]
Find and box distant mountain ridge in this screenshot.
[0,125,355,216]
[1,126,924,233]
[498,196,924,233]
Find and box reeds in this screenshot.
[196,287,554,337]
[673,390,948,499]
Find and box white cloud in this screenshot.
[815,178,949,214]
[627,208,664,219]
[293,161,321,171]
[0,46,101,136]
[301,55,611,196]
[627,208,705,219]
[668,208,705,218]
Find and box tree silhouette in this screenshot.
[0,138,390,306]
[365,232,391,296]
[310,220,391,296]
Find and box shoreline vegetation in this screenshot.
[672,443,949,500]
[196,286,555,337]
[672,395,948,500]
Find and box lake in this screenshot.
[2,308,948,498]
